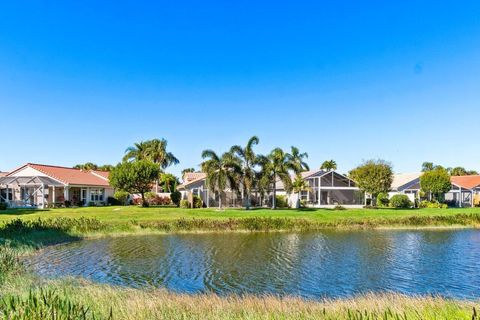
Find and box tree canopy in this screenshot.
[420,167,451,200]
[349,160,393,203]
[109,161,160,207]
[321,160,337,171]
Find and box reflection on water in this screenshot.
[27,230,480,299]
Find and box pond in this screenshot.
[27,229,480,299]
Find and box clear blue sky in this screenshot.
[1,1,479,176]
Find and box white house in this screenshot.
[0,163,114,208]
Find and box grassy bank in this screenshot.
[1,269,478,320]
[1,207,480,246]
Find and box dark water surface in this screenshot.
[27,230,480,299]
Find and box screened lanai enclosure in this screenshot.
[0,176,65,209]
[299,171,365,207]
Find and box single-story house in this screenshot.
[0,163,114,209]
[445,175,480,207]
[389,173,423,202]
[178,169,365,208]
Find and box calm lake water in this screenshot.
[27,230,480,299]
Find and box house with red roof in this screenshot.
[0,163,114,208]
[445,175,480,207]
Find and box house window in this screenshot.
[0,189,13,202]
[90,189,104,202]
[300,191,309,201]
[192,188,200,196]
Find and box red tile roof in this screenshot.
[8,163,111,187]
[451,175,480,190]
[0,172,8,177]
[91,170,110,180]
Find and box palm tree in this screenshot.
[124,139,179,192]
[320,160,337,171]
[264,148,296,209]
[289,146,310,174]
[123,141,151,162]
[147,139,180,170]
[421,162,435,172]
[201,150,242,209]
[73,162,98,171]
[230,136,260,210]
[160,173,179,193]
[292,175,311,208]
[182,168,196,178]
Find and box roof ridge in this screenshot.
[29,164,69,184]
[28,163,82,171]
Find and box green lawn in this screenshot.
[2,206,480,225]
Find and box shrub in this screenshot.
[389,194,413,208]
[333,205,346,210]
[180,199,190,208]
[377,192,390,207]
[88,201,96,207]
[419,200,448,209]
[275,195,288,208]
[145,192,157,201]
[114,191,130,205]
[193,196,203,208]
[0,203,7,210]
[170,191,182,207]
[64,200,71,208]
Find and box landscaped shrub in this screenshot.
[389,194,412,208]
[64,200,71,208]
[0,202,7,210]
[333,205,346,210]
[180,199,190,208]
[419,200,448,209]
[114,191,130,205]
[377,192,390,207]
[275,195,288,208]
[192,195,203,208]
[170,191,182,207]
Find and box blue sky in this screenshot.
[1,1,479,176]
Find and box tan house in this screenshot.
[0,163,114,209]
[178,169,364,208]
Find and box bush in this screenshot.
[64,200,71,208]
[389,194,413,208]
[419,200,448,209]
[114,191,130,205]
[170,191,182,207]
[180,199,190,208]
[333,205,346,210]
[0,203,7,210]
[275,195,288,208]
[193,196,203,208]
[377,192,390,207]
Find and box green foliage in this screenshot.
[109,160,160,207]
[114,190,130,205]
[0,245,23,282]
[333,205,346,210]
[419,200,448,209]
[377,192,390,207]
[0,289,110,320]
[349,160,393,201]
[180,199,190,208]
[201,150,242,209]
[192,195,203,208]
[0,203,7,210]
[275,195,288,208]
[145,191,157,200]
[321,160,337,171]
[389,194,412,208]
[170,191,182,207]
[420,167,451,200]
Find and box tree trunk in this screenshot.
[296,192,301,209]
[218,192,222,210]
[141,192,148,207]
[245,192,251,210]
[272,175,277,210]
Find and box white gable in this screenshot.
[9,166,48,177]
